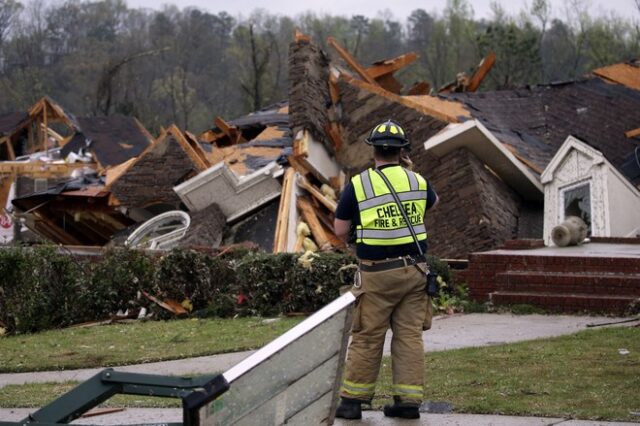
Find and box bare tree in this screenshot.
[95,48,168,116]
[531,0,551,79]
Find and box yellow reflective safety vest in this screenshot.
[351,165,428,246]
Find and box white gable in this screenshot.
[542,135,640,244]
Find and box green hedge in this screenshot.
[0,247,459,335]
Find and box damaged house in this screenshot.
[2,97,153,245]
[287,35,640,259]
[4,34,639,266]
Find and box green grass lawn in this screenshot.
[0,317,304,373]
[377,326,640,421]
[1,321,639,421]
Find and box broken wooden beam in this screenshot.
[342,74,462,123]
[327,37,378,86]
[142,291,188,316]
[273,167,296,253]
[365,52,418,79]
[374,73,403,94]
[297,196,331,250]
[329,73,341,104]
[287,155,312,177]
[625,127,640,138]
[467,51,497,92]
[407,81,431,96]
[294,29,311,43]
[297,174,337,213]
[214,116,245,145]
[326,122,343,152]
[0,137,15,161]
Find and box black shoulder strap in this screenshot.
[372,168,424,257]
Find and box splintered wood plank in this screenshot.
[294,29,311,43]
[273,167,295,253]
[365,52,418,79]
[166,124,210,171]
[374,73,403,94]
[625,127,640,138]
[342,74,461,123]
[326,122,343,152]
[407,81,431,96]
[327,37,378,86]
[503,144,544,174]
[293,233,305,252]
[1,137,15,161]
[467,51,496,92]
[214,116,246,145]
[297,196,331,249]
[297,174,337,213]
[0,162,87,177]
[0,173,14,210]
[329,73,340,104]
[287,155,311,177]
[292,130,309,157]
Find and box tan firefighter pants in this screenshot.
[340,260,431,405]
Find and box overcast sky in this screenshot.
[127,0,640,21]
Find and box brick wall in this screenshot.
[424,147,522,259]
[110,136,199,210]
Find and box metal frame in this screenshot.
[0,369,229,426]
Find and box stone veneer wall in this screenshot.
[424,147,522,259]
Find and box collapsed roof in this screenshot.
[62,115,153,168]
[446,77,640,181]
[12,174,134,246]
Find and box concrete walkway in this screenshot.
[1,313,636,388]
[0,314,633,388]
[1,313,638,425]
[1,408,638,425]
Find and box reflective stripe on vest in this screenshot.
[352,166,427,246]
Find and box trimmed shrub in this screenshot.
[81,248,156,320]
[1,247,83,334]
[0,247,30,334]
[154,249,235,316]
[0,246,463,334]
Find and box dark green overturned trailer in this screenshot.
[0,292,355,426]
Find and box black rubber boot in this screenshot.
[335,397,363,419]
[383,397,420,419]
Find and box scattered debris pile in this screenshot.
[3,32,637,261]
[0,32,500,255]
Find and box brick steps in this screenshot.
[489,291,638,315]
[467,253,640,274]
[463,243,640,314]
[495,271,640,296]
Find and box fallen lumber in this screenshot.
[297,174,337,213]
[297,196,331,250]
[273,167,296,253]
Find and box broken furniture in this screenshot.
[0,292,355,426]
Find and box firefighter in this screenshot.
[334,120,439,420]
